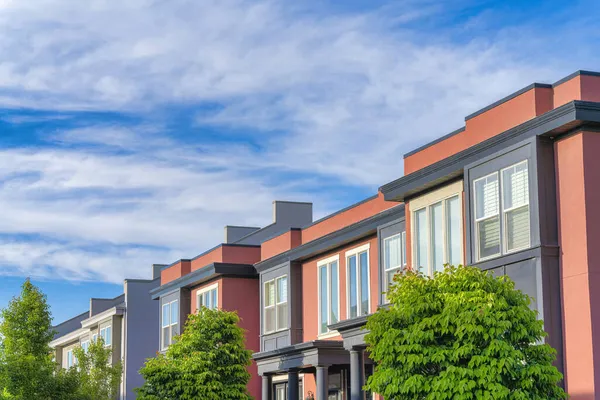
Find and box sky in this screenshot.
[0,0,599,324]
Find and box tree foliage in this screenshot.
[0,279,79,400]
[136,307,253,400]
[72,338,122,400]
[365,265,566,400]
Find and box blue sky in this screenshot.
[0,0,599,324]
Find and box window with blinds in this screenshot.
[473,160,531,261]
[264,276,288,334]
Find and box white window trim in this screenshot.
[99,325,112,347]
[410,180,464,276]
[500,160,531,255]
[382,232,405,303]
[80,339,90,353]
[474,172,501,262]
[263,275,289,334]
[345,244,371,318]
[161,300,178,351]
[317,255,340,337]
[196,282,219,311]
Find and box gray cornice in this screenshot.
[381,101,600,202]
[150,262,257,299]
[255,205,405,273]
[328,315,369,333]
[252,340,344,361]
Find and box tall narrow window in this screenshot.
[66,349,75,368]
[415,208,428,273]
[81,340,90,353]
[347,245,370,319]
[446,196,462,266]
[99,325,112,346]
[474,173,500,260]
[263,276,288,334]
[197,285,218,310]
[502,161,530,252]
[318,258,339,334]
[383,234,402,293]
[430,202,444,274]
[161,300,178,350]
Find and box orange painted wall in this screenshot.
[161,260,191,285]
[261,229,302,260]
[301,236,379,342]
[221,245,261,265]
[220,277,261,399]
[301,193,397,244]
[555,131,600,398]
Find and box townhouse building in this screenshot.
[50,275,160,399]
[253,70,600,400]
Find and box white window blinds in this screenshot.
[502,161,530,252]
[474,173,501,260]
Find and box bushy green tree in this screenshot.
[72,338,122,400]
[0,279,79,400]
[365,265,566,400]
[136,307,253,400]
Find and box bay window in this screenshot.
[197,284,218,310]
[161,300,178,350]
[473,160,530,261]
[318,256,339,335]
[346,244,370,319]
[264,275,288,334]
[383,231,406,294]
[411,181,463,276]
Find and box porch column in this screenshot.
[350,348,366,400]
[316,365,329,400]
[261,374,272,400]
[287,369,299,400]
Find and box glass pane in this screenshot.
[211,289,218,309]
[277,276,288,304]
[430,202,444,275]
[265,307,275,332]
[205,292,212,309]
[446,196,461,266]
[475,173,499,219]
[162,303,170,327]
[384,235,401,271]
[330,261,339,325]
[348,255,357,319]
[171,325,178,341]
[506,205,530,251]
[478,216,500,259]
[320,265,328,333]
[171,301,179,324]
[401,231,407,265]
[415,208,428,274]
[105,326,112,345]
[266,281,275,307]
[359,251,369,315]
[198,293,204,309]
[503,161,529,210]
[162,326,170,348]
[277,302,288,330]
[386,270,397,291]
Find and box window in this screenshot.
[474,160,530,261]
[383,232,406,295]
[161,300,179,350]
[412,187,463,276]
[318,256,339,334]
[347,244,370,319]
[197,284,218,310]
[263,275,288,334]
[91,333,98,343]
[81,340,90,353]
[99,325,112,346]
[66,348,76,368]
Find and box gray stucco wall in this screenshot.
[90,294,125,316]
[123,279,160,399]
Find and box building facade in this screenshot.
[253,70,600,400]
[50,276,160,399]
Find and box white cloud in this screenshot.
[0,0,595,283]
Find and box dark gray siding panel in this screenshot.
[260,262,292,351]
[377,218,406,306]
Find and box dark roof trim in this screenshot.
[252,340,344,361]
[225,225,261,229]
[552,70,600,87]
[52,310,90,330]
[381,101,600,202]
[301,194,378,230]
[232,222,275,244]
[404,127,465,158]
[160,243,261,270]
[124,277,160,284]
[328,315,368,332]
[256,205,405,273]
[151,263,257,299]
[465,83,552,121]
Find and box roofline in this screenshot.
[259,227,302,245]
[232,222,276,244]
[52,310,89,330]
[300,194,379,230]
[160,243,261,270]
[124,277,160,284]
[402,70,600,160]
[272,200,313,206]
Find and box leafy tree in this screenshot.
[0,279,79,400]
[365,265,567,400]
[72,338,122,400]
[136,307,253,400]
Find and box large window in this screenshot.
[161,300,179,350]
[346,244,370,319]
[474,160,530,261]
[264,275,288,334]
[412,183,463,276]
[81,340,90,353]
[66,348,76,368]
[197,284,218,310]
[99,325,112,347]
[383,231,406,297]
[318,256,339,335]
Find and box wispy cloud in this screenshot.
[0,0,597,283]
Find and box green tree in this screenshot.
[365,265,567,400]
[136,307,253,400]
[72,338,122,400]
[0,279,79,400]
